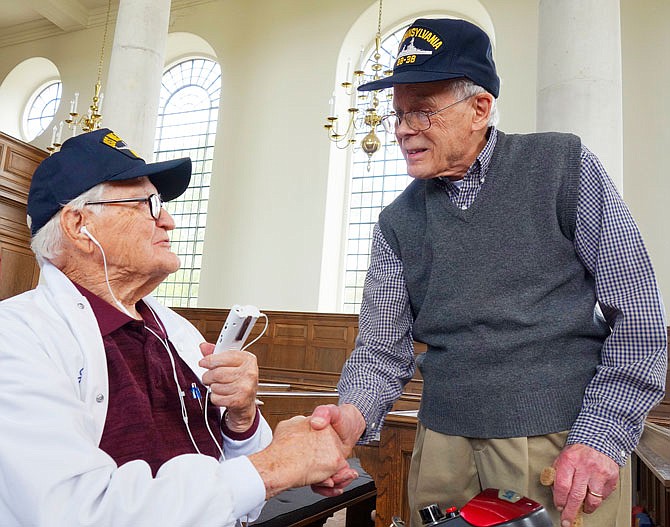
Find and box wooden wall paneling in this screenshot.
[311,323,351,370]
[1,136,42,202]
[0,246,39,299]
[174,307,425,393]
[268,343,309,370]
[256,392,340,431]
[374,413,418,527]
[0,132,46,300]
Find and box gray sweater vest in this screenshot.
[378,131,610,438]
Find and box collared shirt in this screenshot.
[338,128,667,465]
[438,127,498,209]
[75,284,259,475]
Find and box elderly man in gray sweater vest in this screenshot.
[310,17,667,527]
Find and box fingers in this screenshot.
[329,466,359,487]
[559,481,587,527]
[199,350,259,409]
[540,465,583,527]
[544,444,619,527]
[583,487,605,514]
[199,348,257,371]
[251,416,352,498]
[311,484,345,497]
[311,466,359,496]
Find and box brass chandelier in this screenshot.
[323,0,393,170]
[48,0,113,153]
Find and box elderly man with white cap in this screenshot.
[312,17,667,527]
[0,129,356,526]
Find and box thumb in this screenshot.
[310,404,339,430]
[200,341,216,357]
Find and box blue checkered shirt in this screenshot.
[338,128,667,465]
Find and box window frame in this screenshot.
[21,78,62,142]
[152,56,221,308]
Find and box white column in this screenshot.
[103,0,171,159]
[537,0,623,192]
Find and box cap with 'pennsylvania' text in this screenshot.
[359,18,500,97]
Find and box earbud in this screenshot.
[80,225,101,247]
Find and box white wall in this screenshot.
[0,26,112,151]
[173,0,368,310]
[620,0,670,310]
[0,0,667,313]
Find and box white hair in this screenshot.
[31,183,108,262]
[447,78,499,127]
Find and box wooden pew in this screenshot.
[634,329,670,525]
[173,307,425,395]
[634,422,670,525]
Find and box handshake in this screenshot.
[198,344,366,500]
[247,403,367,499]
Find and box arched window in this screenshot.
[342,25,411,313]
[23,80,62,141]
[152,57,221,307]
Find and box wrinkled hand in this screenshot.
[551,444,619,527]
[198,342,258,432]
[249,415,353,499]
[309,404,367,496]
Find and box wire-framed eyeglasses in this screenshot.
[84,193,164,220]
[382,94,475,134]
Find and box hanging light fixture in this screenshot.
[323,0,393,170]
[47,0,113,153]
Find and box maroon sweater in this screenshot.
[75,284,257,476]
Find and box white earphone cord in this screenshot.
[203,313,269,455]
[87,230,264,462]
[85,231,221,457]
[144,304,224,458]
[82,227,133,318]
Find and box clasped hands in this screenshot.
[198,343,362,498]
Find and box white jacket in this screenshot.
[0,261,271,526]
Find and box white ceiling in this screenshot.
[0,0,112,33]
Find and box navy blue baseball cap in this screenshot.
[359,18,499,97]
[27,128,191,235]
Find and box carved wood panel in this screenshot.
[0,132,45,300]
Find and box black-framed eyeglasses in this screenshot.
[84,193,164,220]
[382,94,475,134]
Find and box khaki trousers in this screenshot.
[407,423,630,527]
